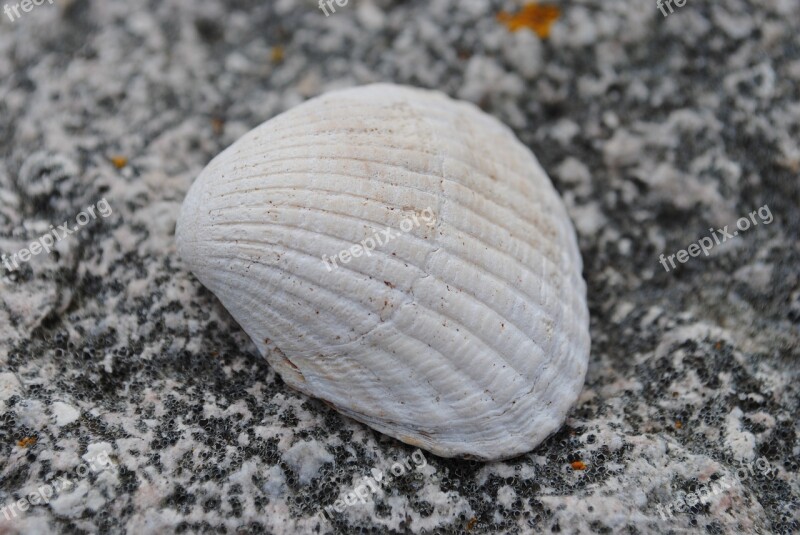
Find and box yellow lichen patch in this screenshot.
[17,436,37,448]
[497,3,561,38]
[110,155,128,169]
[571,460,586,470]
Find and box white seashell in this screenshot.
[176,84,590,461]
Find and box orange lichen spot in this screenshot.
[497,3,560,38]
[675,420,683,429]
[211,117,225,136]
[571,460,586,470]
[714,341,723,350]
[110,155,128,169]
[271,46,285,63]
[466,517,478,531]
[17,436,37,448]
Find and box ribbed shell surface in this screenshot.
[176,84,590,460]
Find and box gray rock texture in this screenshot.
[0,0,798,533]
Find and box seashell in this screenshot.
[176,84,590,461]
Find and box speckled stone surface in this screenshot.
[0,0,798,534]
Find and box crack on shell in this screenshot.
[271,343,305,384]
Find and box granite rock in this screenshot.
[0,0,798,533]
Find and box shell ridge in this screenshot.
[440,216,572,301]
[197,202,574,326]
[199,262,424,422]
[401,100,572,379]
[409,107,558,431]
[177,84,591,459]
[207,205,440,254]
[201,247,385,343]
[228,135,440,164]
[221,142,555,263]
[439,149,559,232]
[222,139,555,231]
[346,316,524,445]
[403,98,574,425]
[213,153,565,266]
[196,225,581,450]
[418,98,561,202]
[208,191,440,232]
[200,245,500,425]
[405,277,543,400]
[414,252,557,384]
[323,320,502,430]
[405,103,559,214]
[201,221,431,285]
[216,174,566,281]
[423,96,587,449]
[219,155,442,199]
